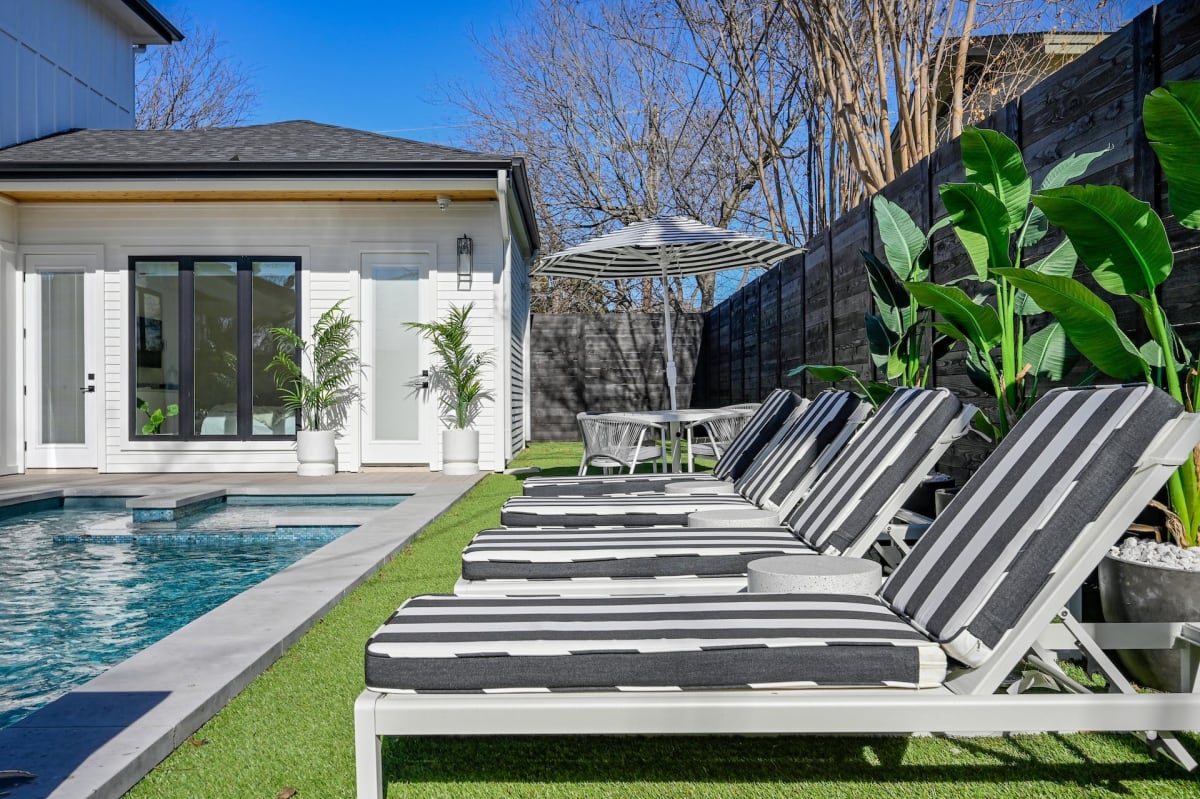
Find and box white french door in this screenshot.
[360,252,434,464]
[24,254,100,468]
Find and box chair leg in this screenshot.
[354,691,385,799]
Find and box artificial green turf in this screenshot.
[125,442,1200,798]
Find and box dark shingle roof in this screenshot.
[0,120,496,164]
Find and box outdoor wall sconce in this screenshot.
[457,234,473,286]
[436,194,451,211]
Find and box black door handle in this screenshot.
[79,386,95,393]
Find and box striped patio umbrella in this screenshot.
[534,215,802,409]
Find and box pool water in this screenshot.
[0,497,398,729]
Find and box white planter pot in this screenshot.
[296,430,337,476]
[442,428,479,476]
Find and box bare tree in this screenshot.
[458,0,773,313]
[461,0,1124,312]
[136,23,256,130]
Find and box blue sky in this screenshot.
[150,0,511,146]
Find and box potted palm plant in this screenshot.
[267,299,360,476]
[406,303,492,476]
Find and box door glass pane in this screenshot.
[194,261,239,436]
[372,266,419,441]
[133,262,180,436]
[39,272,84,444]
[251,261,297,436]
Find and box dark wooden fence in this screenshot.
[692,0,1200,478]
[529,313,705,440]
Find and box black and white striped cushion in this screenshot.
[733,390,864,511]
[499,493,759,528]
[788,387,965,554]
[500,392,861,527]
[462,525,809,579]
[521,472,718,498]
[882,384,1183,667]
[519,389,803,498]
[364,593,947,692]
[712,389,802,480]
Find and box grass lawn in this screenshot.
[126,442,1200,799]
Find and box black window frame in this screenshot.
[129,255,302,441]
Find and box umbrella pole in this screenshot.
[661,253,678,411]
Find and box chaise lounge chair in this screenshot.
[457,387,971,596]
[520,387,804,498]
[497,388,917,528]
[356,384,1200,799]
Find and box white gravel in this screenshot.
[1110,537,1200,572]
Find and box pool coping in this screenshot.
[0,475,484,799]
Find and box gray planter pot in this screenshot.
[296,430,337,476]
[1098,552,1200,692]
[442,428,479,476]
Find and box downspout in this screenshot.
[496,169,513,471]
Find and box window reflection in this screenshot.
[134,262,181,436]
[251,261,297,436]
[194,261,240,436]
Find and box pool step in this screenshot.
[127,489,226,522]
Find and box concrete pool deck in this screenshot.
[0,470,485,799]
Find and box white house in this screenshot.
[0,3,537,475]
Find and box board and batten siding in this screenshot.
[0,0,139,149]
[15,199,508,473]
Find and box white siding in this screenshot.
[509,247,530,456]
[16,200,506,473]
[0,0,139,148]
[0,206,18,474]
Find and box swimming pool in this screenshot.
[0,495,404,728]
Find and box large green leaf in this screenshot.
[906,282,1002,353]
[787,364,858,382]
[865,313,894,369]
[872,195,927,279]
[1024,321,1078,381]
[1013,238,1078,316]
[862,251,912,335]
[1033,185,1172,296]
[961,127,1031,232]
[1023,147,1113,247]
[1144,82,1200,229]
[994,269,1147,379]
[940,183,1013,278]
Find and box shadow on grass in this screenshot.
[385,733,1200,791]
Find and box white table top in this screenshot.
[598,409,724,424]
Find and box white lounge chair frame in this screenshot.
[355,407,1200,798]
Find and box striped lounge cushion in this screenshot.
[712,389,804,480]
[519,389,803,498]
[733,390,864,512]
[788,387,966,555]
[364,593,947,692]
[499,493,759,528]
[521,472,720,498]
[462,525,809,579]
[882,384,1184,667]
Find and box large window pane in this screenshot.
[40,272,84,443]
[194,261,240,436]
[251,261,297,436]
[133,262,181,436]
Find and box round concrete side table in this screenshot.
[747,555,882,594]
[688,508,780,528]
[664,480,738,495]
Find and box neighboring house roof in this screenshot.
[0,120,539,249]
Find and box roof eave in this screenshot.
[0,160,520,181]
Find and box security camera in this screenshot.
[436,195,451,211]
